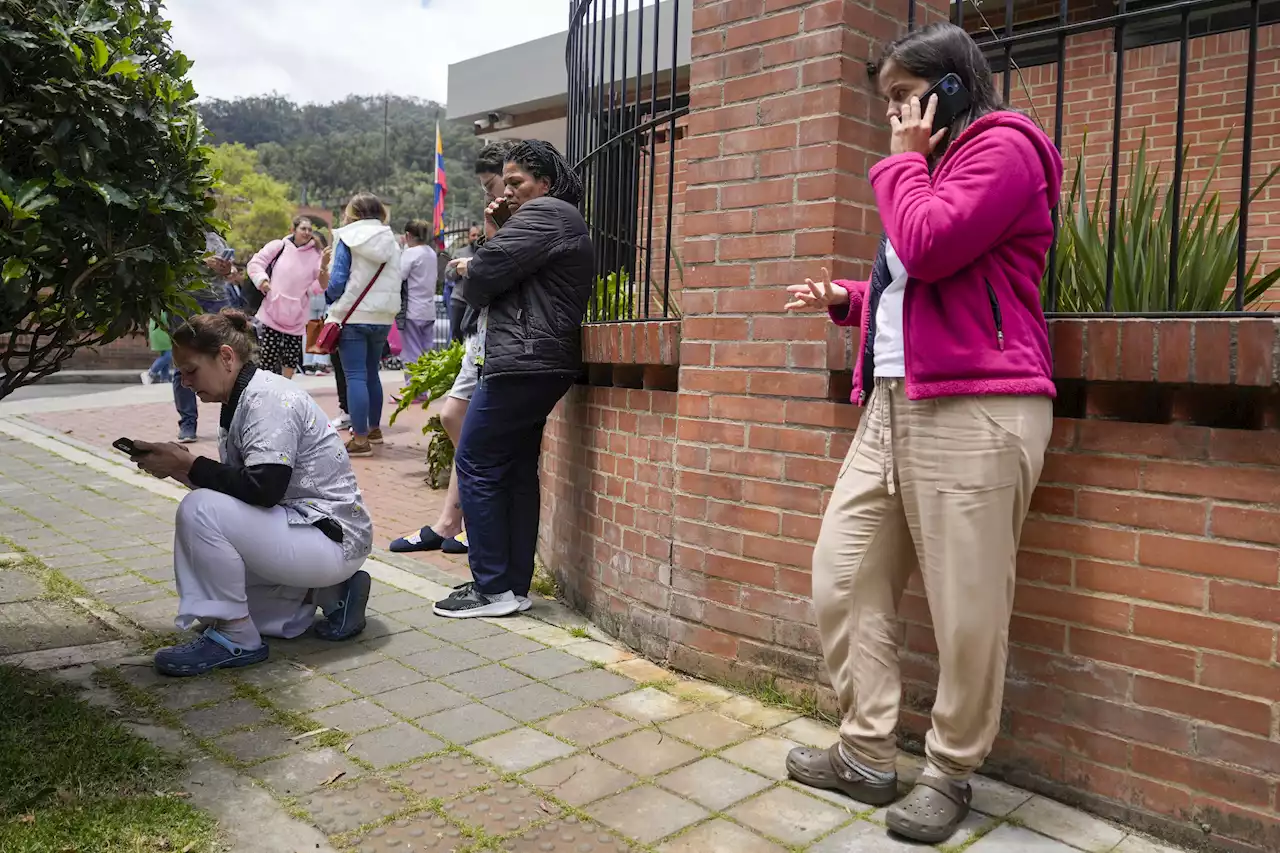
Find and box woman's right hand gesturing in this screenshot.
[785,267,849,311]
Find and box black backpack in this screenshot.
[240,238,290,315]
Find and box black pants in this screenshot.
[332,347,348,414]
[455,373,574,596]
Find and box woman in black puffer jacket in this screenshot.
[433,140,594,619]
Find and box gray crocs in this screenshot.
[786,744,898,806]
[886,774,972,844]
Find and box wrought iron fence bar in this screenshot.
[572,104,690,168]
[1168,9,1191,311]
[1236,0,1260,311]
[1003,0,1014,105]
[606,0,621,322]
[954,0,964,28]
[635,0,649,319]
[1047,311,1255,319]
[662,0,680,315]
[1046,0,1068,312]
[973,0,1243,51]
[1104,0,1128,311]
[643,0,662,321]
[591,0,606,317]
[908,0,915,31]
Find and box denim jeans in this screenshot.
[148,351,173,381]
[455,373,574,596]
[337,324,389,436]
[171,296,228,436]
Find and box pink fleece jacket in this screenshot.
[247,236,323,337]
[830,111,1063,404]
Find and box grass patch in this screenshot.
[0,665,217,852]
[529,558,559,600]
[566,626,590,639]
[4,551,90,604]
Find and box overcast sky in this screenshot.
[163,0,570,105]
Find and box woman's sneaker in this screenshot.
[329,412,351,431]
[346,436,373,457]
[367,428,384,445]
[433,583,520,618]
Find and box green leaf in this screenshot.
[106,58,138,79]
[90,35,109,71]
[94,183,138,209]
[70,42,84,65]
[2,258,29,283]
[16,180,49,208]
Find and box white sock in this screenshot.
[216,616,262,650]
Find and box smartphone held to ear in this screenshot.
[489,198,512,227]
[922,73,971,131]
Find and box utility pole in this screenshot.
[383,95,390,199]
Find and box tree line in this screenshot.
[198,94,487,243]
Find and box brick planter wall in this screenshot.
[538,2,1280,849]
[542,315,1280,853]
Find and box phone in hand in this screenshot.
[922,72,972,132]
[112,437,148,457]
[490,198,513,227]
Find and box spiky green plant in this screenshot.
[1046,131,1280,313]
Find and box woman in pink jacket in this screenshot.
[783,23,1062,844]
[247,217,324,378]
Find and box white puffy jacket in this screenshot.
[326,219,402,327]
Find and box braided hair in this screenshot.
[504,140,584,208]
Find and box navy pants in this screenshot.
[455,373,573,596]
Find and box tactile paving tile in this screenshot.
[440,781,552,836]
[499,818,634,852]
[351,814,467,851]
[302,777,409,834]
[388,754,501,800]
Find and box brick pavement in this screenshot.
[0,426,1189,853]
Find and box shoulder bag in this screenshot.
[315,262,386,354]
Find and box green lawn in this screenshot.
[0,665,218,852]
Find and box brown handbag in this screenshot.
[304,319,324,354]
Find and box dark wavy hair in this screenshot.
[869,22,1003,162]
[504,140,584,208]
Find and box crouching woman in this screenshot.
[132,310,374,677]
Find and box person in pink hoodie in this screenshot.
[783,23,1062,845]
[247,217,324,378]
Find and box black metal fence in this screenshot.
[566,0,688,323]
[915,0,1271,314]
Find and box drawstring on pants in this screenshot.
[875,379,897,496]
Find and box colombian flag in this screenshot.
[432,123,447,249]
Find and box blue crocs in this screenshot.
[315,569,370,641]
[154,628,269,677]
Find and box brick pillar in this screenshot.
[670,1,946,682]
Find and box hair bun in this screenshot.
[220,308,251,333]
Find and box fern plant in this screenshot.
[1047,132,1280,313]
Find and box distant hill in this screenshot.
[198,94,485,230]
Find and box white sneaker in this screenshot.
[516,596,532,612]
[140,370,154,386]
[329,413,351,431]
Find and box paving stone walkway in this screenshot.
[0,412,1189,853]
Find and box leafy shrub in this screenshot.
[389,342,464,489]
[0,0,219,398]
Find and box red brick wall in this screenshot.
[543,317,1280,853]
[543,2,1280,851]
[63,334,154,371]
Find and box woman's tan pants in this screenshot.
[813,380,1053,779]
